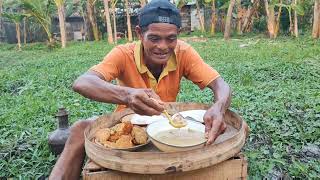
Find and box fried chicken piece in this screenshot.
[131,125,148,145]
[115,135,134,148]
[108,133,121,142]
[95,128,111,144]
[104,141,117,148]
[116,122,133,135]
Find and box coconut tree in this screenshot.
[312,0,320,38]
[87,0,99,41]
[103,0,113,44]
[124,0,132,41]
[224,0,236,40]
[21,0,54,44]
[1,12,28,50]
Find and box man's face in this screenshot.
[137,23,179,66]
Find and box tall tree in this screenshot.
[236,0,242,35]
[87,0,99,41]
[103,0,113,44]
[224,0,236,40]
[241,0,259,33]
[54,0,67,48]
[293,0,298,37]
[125,0,132,41]
[195,0,205,32]
[210,0,216,36]
[264,0,282,39]
[312,0,320,38]
[110,0,118,44]
[21,0,54,44]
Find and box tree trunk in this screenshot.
[210,0,216,35]
[103,0,113,44]
[23,17,27,44]
[275,0,282,36]
[293,0,298,37]
[15,23,21,51]
[0,0,3,38]
[288,8,293,36]
[224,0,236,40]
[236,0,242,35]
[140,0,146,7]
[112,5,117,44]
[195,0,205,32]
[87,0,99,41]
[264,0,276,39]
[58,5,67,48]
[125,0,132,41]
[241,0,258,33]
[312,0,320,38]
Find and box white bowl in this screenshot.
[146,120,206,152]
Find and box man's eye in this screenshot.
[148,37,159,42]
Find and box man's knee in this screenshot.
[66,120,94,146]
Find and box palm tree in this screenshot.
[21,0,54,44]
[312,0,320,38]
[1,12,28,50]
[103,0,113,44]
[224,0,236,40]
[124,0,132,41]
[54,0,66,48]
[87,0,99,41]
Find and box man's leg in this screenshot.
[49,120,94,180]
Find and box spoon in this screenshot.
[163,110,187,128]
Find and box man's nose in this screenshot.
[157,39,169,50]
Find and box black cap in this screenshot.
[139,0,181,28]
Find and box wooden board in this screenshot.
[84,102,247,174]
[82,155,248,180]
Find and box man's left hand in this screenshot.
[203,105,227,145]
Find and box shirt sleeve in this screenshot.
[90,47,125,82]
[182,46,220,89]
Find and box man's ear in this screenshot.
[135,26,143,40]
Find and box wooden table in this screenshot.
[82,154,248,180]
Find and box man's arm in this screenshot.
[204,77,231,145]
[72,71,164,115]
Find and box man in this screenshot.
[50,0,245,179]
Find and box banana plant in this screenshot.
[21,0,54,44]
[1,12,29,50]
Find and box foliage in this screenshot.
[0,36,320,179]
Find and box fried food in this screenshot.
[95,128,111,144]
[94,121,148,149]
[115,135,133,148]
[116,121,133,135]
[104,141,117,148]
[131,125,148,144]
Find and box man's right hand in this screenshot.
[126,88,165,116]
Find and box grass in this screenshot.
[0,36,319,179]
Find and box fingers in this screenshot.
[139,93,164,113]
[206,119,223,145]
[129,97,162,116]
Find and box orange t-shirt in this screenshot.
[90,40,220,111]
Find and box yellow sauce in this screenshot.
[154,129,206,146]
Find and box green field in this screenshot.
[0,36,319,179]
